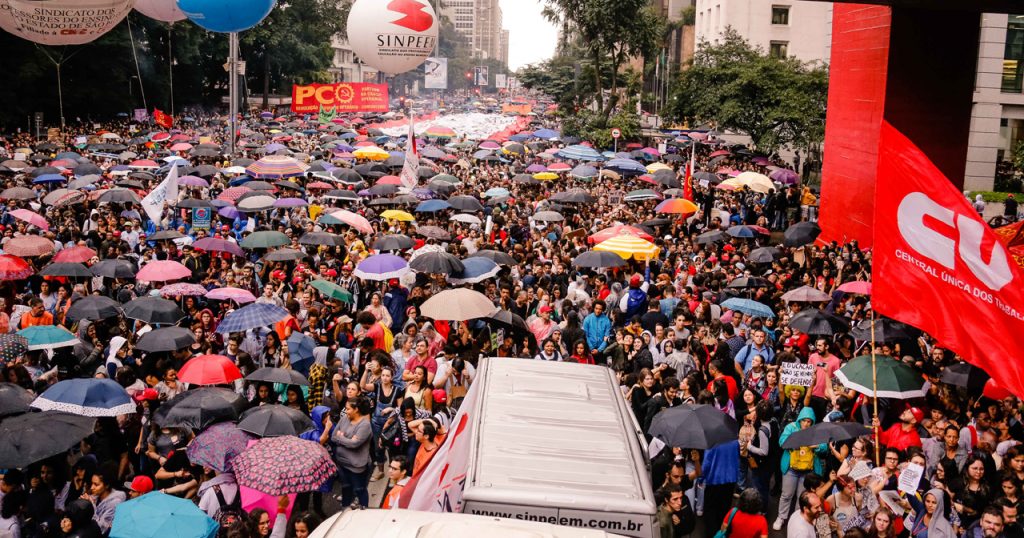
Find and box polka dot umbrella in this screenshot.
[0,334,29,364]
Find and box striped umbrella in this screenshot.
[593,235,661,261]
[216,303,289,334]
[246,156,308,179]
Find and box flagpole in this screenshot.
[872,309,880,465]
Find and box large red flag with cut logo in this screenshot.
[153,109,173,129]
[874,121,1024,397]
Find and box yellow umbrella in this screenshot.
[533,172,559,181]
[593,235,661,261]
[380,209,415,222]
[352,146,390,161]
[646,162,672,173]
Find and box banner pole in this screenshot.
[872,310,880,465]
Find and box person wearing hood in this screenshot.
[903,488,957,538]
[104,336,128,380]
[773,407,828,531]
[299,405,335,517]
[73,321,104,378]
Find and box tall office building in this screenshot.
[693,0,832,65]
[440,0,508,63]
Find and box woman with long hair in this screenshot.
[403,365,433,412]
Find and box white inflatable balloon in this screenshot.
[134,0,185,22]
[0,0,134,45]
[346,0,438,75]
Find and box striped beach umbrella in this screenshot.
[245,155,308,179]
[593,235,661,261]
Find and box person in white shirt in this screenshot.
[787,491,822,538]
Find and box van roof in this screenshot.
[466,359,656,513]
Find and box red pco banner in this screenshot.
[290,83,389,114]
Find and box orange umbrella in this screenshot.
[656,198,699,215]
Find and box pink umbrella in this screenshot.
[170,143,193,152]
[329,210,373,234]
[159,283,209,298]
[4,235,53,257]
[205,287,257,304]
[193,237,245,257]
[377,175,402,185]
[136,260,192,282]
[218,187,251,202]
[239,439,297,519]
[9,209,49,231]
[54,245,97,263]
[838,281,872,295]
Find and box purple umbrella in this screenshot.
[273,198,308,208]
[769,168,799,184]
[159,283,209,298]
[411,188,435,200]
[751,156,772,166]
[332,144,354,153]
[179,175,210,188]
[218,206,241,219]
[526,164,547,173]
[193,237,245,257]
[353,254,410,281]
[187,422,255,472]
[263,143,287,153]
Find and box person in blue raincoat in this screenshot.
[299,405,335,517]
[772,407,828,531]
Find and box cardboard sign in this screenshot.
[781,363,815,387]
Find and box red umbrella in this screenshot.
[179,354,242,386]
[589,225,654,245]
[4,235,54,257]
[838,281,872,295]
[9,209,49,231]
[136,260,192,282]
[54,245,97,263]
[0,255,33,280]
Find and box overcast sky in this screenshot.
[498,0,558,71]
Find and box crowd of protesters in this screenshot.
[0,95,1013,538]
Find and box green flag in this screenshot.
[318,105,336,124]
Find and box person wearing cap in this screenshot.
[1006,193,1019,222]
[430,389,453,430]
[528,305,556,345]
[123,476,153,499]
[875,406,924,452]
[620,271,650,320]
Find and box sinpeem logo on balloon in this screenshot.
[388,0,433,32]
[896,192,1014,292]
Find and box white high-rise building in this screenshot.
[693,0,832,65]
[440,0,507,62]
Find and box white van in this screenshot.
[309,509,627,537]
[458,359,658,538]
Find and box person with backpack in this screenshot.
[620,272,651,322]
[773,407,829,531]
[196,468,241,529]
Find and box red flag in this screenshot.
[153,109,173,129]
[683,141,695,202]
[873,121,1024,397]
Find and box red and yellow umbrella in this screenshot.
[655,198,699,215]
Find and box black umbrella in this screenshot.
[784,221,822,248]
[467,249,517,266]
[97,189,141,204]
[91,259,137,279]
[573,250,628,269]
[693,171,720,183]
[368,183,398,196]
[123,297,185,325]
[482,309,534,346]
[0,411,96,468]
[299,232,346,248]
[653,169,680,188]
[550,191,597,204]
[0,382,34,418]
[373,234,415,251]
[696,230,728,245]
[781,422,871,450]
[245,367,309,387]
[148,229,185,241]
[788,309,850,336]
[447,195,484,212]
[262,248,308,262]
[642,218,672,228]
[153,388,248,430]
[66,296,123,322]
[512,173,540,185]
[727,276,772,289]
[135,326,196,353]
[747,247,782,264]
[410,252,465,274]
[177,198,213,208]
[237,404,314,437]
[39,262,93,278]
[848,318,916,342]
[649,404,740,449]
[940,362,990,391]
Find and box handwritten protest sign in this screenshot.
[781,363,815,387]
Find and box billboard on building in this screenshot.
[424,57,448,89]
[475,66,488,86]
[494,74,507,89]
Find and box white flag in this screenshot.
[141,165,179,226]
[399,115,419,190]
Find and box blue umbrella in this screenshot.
[32,378,135,417]
[32,174,65,184]
[286,332,317,374]
[484,187,510,198]
[353,254,409,281]
[17,325,79,350]
[216,303,289,334]
[472,149,493,160]
[447,257,501,285]
[415,199,451,213]
[604,158,647,176]
[726,225,758,238]
[110,492,218,538]
[571,164,599,179]
[558,144,604,161]
[533,128,560,139]
[721,297,775,319]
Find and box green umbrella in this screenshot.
[308,279,353,303]
[240,231,290,250]
[834,355,924,399]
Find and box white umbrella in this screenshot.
[420,289,496,321]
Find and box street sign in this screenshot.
[611,128,621,139]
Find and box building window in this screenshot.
[771,5,790,25]
[769,41,788,58]
[1003,15,1024,93]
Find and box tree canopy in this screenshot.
[666,29,828,152]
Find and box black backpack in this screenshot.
[213,485,244,536]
